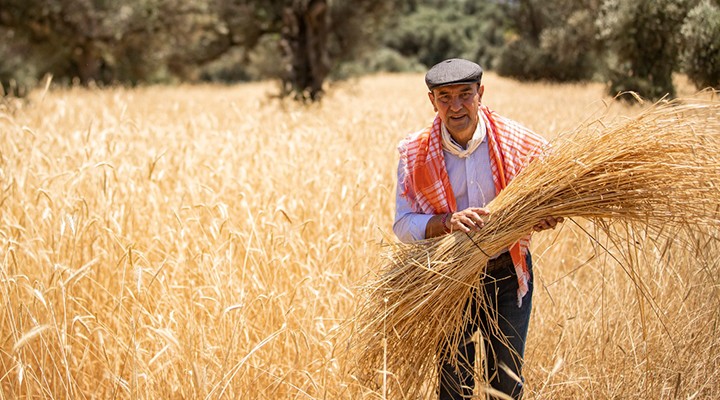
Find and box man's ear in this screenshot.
[428,91,438,112]
[478,84,485,101]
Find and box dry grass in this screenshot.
[0,73,719,399]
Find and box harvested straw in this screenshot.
[354,98,720,398]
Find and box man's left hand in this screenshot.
[533,216,564,232]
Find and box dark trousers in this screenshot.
[438,252,533,400]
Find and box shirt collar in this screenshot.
[440,113,486,158]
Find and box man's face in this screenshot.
[428,83,484,141]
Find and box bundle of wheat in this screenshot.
[354,98,720,398]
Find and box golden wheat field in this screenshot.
[1,73,719,399]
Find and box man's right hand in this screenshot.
[448,207,490,233]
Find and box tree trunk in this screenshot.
[72,42,103,85]
[280,0,329,102]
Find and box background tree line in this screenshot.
[1,0,718,101]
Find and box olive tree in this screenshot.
[680,0,720,89]
[597,0,693,99]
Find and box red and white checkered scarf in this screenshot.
[399,105,548,303]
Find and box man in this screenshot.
[393,58,562,399]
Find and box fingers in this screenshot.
[532,222,548,232]
[450,208,489,233]
[533,216,565,232]
[470,207,490,216]
[449,210,564,234]
[458,214,483,231]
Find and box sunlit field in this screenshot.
[1,73,718,399]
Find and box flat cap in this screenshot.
[425,58,483,90]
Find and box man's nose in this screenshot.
[450,97,463,111]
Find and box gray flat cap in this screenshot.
[425,58,483,90]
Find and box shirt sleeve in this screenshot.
[393,159,433,243]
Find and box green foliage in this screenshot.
[495,0,601,82]
[2,0,720,102]
[0,30,38,96]
[681,0,720,89]
[331,47,425,80]
[0,0,395,99]
[381,1,508,70]
[328,0,399,63]
[598,0,692,100]
[0,0,176,87]
[494,38,544,80]
[538,10,601,80]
